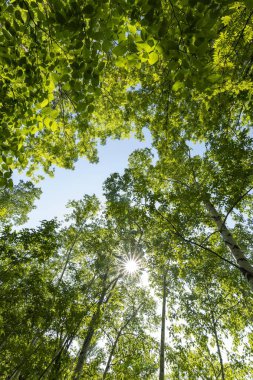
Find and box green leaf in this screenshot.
[51,121,58,132]
[148,52,159,65]
[40,99,49,108]
[4,171,12,179]
[113,43,128,56]
[172,81,184,91]
[102,40,112,52]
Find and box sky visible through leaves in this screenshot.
[13,133,206,228]
[2,1,253,378]
[12,133,153,227]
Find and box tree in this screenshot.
[100,281,158,380]
[0,220,61,378]
[108,146,253,290]
[2,1,253,377]
[2,1,253,187]
[0,180,41,225]
[103,146,253,376]
[72,273,119,380]
[159,269,168,380]
[0,194,162,379]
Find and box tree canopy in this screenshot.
[2,0,253,183]
[1,0,253,378]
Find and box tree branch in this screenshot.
[155,208,240,270]
[222,186,253,226]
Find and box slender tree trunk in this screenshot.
[73,276,119,380]
[102,304,143,379]
[210,311,225,380]
[8,370,21,380]
[58,231,81,283]
[204,199,253,290]
[72,287,107,380]
[103,331,122,379]
[38,333,70,379]
[159,270,167,380]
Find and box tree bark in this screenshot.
[73,276,119,380]
[204,199,253,290]
[210,310,225,380]
[159,270,167,380]
[72,287,107,380]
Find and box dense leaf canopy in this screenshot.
[1,0,253,183]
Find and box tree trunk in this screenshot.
[159,270,167,380]
[7,370,21,380]
[210,310,225,380]
[72,288,107,380]
[38,333,71,379]
[73,276,119,380]
[102,331,121,379]
[102,304,143,379]
[204,199,253,290]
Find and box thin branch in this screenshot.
[160,176,191,190]
[201,230,220,245]
[101,327,114,345]
[58,231,82,283]
[155,208,241,270]
[235,105,244,129]
[168,0,186,52]
[231,10,253,53]
[62,89,78,113]
[23,0,70,58]
[222,186,253,226]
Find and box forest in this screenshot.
[1,0,253,378]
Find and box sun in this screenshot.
[124,259,139,274]
[117,254,141,276]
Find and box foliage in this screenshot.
[2,0,253,378]
[1,0,253,185]
[103,145,253,377]
[0,180,41,225]
[0,197,159,379]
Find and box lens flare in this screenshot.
[124,259,139,274]
[117,254,141,276]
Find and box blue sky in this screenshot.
[13,129,206,229]
[13,132,153,228]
